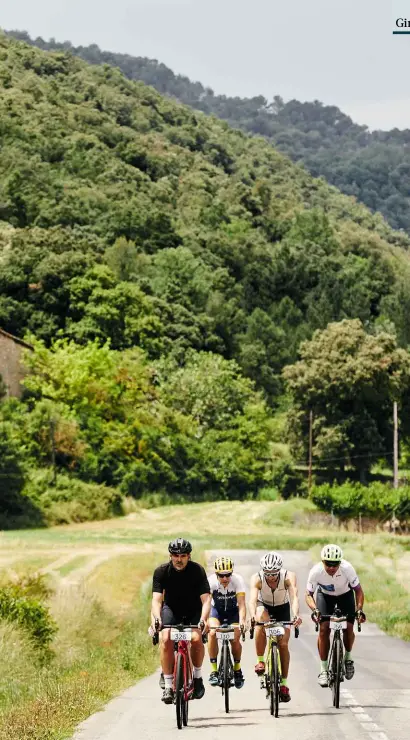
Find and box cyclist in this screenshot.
[305,543,366,688]
[249,551,302,703]
[207,555,247,689]
[151,538,211,704]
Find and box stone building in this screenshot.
[0,328,33,398]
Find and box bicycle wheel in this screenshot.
[175,653,185,730]
[270,644,279,718]
[223,642,230,713]
[182,693,189,727]
[331,637,342,709]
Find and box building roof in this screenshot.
[0,327,33,350]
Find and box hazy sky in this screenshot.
[1,0,409,130]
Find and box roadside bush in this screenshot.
[0,582,57,660]
[310,481,410,520]
[24,469,123,524]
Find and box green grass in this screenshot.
[56,555,90,577]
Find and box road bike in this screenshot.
[153,620,206,729]
[214,621,245,713]
[314,607,362,709]
[250,619,299,718]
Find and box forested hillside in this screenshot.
[1,33,410,524]
[7,30,410,234]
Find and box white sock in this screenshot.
[164,674,173,688]
[193,667,202,679]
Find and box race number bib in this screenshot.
[266,626,285,637]
[217,631,234,641]
[330,621,346,631]
[170,629,192,641]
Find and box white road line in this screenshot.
[340,688,390,740]
[360,723,382,732]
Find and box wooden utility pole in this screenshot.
[49,415,57,485]
[308,410,313,492]
[393,401,399,489]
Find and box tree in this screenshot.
[283,319,410,480]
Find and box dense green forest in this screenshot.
[1,33,410,526]
[7,30,410,235]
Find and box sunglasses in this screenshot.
[264,570,280,577]
[217,572,232,578]
[323,560,340,567]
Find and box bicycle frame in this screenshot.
[215,622,245,713]
[251,619,298,718]
[164,624,197,702]
[315,608,362,709]
[154,622,204,729]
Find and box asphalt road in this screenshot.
[72,550,410,740]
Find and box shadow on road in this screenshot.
[189,722,257,728]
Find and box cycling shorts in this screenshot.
[259,602,291,622]
[161,604,202,627]
[210,606,240,623]
[316,589,356,624]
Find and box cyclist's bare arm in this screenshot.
[237,592,246,626]
[353,584,365,611]
[285,571,302,625]
[249,573,261,621]
[305,589,317,612]
[199,592,211,624]
[151,592,163,629]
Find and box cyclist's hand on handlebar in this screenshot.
[198,619,206,633]
[356,609,366,623]
[311,608,321,624]
[151,616,161,632]
[293,615,302,627]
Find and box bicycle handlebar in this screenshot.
[249,619,299,640]
[313,613,362,633]
[152,620,208,644]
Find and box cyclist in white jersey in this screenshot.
[249,551,302,703]
[305,543,366,687]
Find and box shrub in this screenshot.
[271,460,307,499]
[24,469,123,524]
[310,481,410,520]
[0,582,57,660]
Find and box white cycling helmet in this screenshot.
[260,551,283,573]
[321,544,343,562]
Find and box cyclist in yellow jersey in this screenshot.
[207,556,247,688]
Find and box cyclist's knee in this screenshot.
[161,633,174,650]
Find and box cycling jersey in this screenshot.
[152,561,210,617]
[306,559,360,597]
[208,572,246,614]
[257,568,289,607]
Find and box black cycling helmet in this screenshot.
[168,537,192,554]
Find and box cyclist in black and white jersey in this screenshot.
[249,551,302,703]
[207,555,246,689]
[305,543,366,687]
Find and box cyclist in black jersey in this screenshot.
[151,538,211,704]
